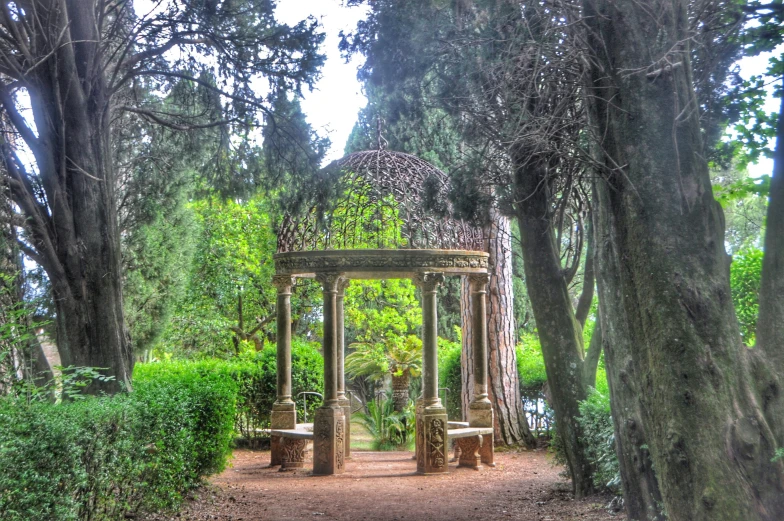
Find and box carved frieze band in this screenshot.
[275,251,489,274]
[414,272,445,293]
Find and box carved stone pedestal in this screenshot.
[339,397,352,459]
[313,405,346,475]
[270,403,296,466]
[280,438,308,471]
[413,398,424,461]
[417,406,448,475]
[455,435,483,470]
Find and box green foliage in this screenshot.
[576,389,620,493]
[160,196,319,357]
[730,248,764,344]
[0,369,236,520]
[438,331,463,421]
[516,333,548,391]
[134,339,324,443]
[773,448,784,463]
[356,396,415,450]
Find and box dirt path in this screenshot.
[151,449,625,521]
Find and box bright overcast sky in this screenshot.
[275,0,369,163]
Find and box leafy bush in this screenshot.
[0,369,236,520]
[517,333,548,391]
[356,396,414,450]
[576,389,620,493]
[438,333,463,421]
[730,248,763,345]
[134,338,324,445]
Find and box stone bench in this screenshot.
[270,423,314,471]
[447,426,495,470]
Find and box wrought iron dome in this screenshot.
[276,148,485,253]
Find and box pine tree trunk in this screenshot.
[391,373,410,413]
[512,154,594,496]
[583,1,784,518]
[462,210,535,448]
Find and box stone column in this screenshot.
[468,273,494,428]
[414,272,448,475]
[270,275,296,467]
[336,277,352,458]
[313,273,346,475]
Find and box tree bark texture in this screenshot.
[583,1,784,518]
[1,2,132,392]
[461,210,535,448]
[391,373,410,413]
[512,155,594,496]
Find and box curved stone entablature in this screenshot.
[274,249,489,279]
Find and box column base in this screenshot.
[417,405,448,474]
[467,402,493,428]
[339,397,351,459]
[270,403,296,466]
[313,405,346,475]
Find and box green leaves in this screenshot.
[730,248,764,344]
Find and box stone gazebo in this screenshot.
[269,149,494,475]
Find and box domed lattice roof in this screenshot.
[276,149,484,253]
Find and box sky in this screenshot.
[134,0,777,174]
[275,0,369,163]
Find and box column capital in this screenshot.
[468,273,490,290]
[315,272,345,293]
[413,272,445,293]
[336,276,351,296]
[272,275,295,292]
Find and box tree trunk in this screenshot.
[461,210,535,448]
[512,154,594,497]
[754,90,784,441]
[4,1,133,393]
[583,1,784,518]
[391,373,410,412]
[582,309,602,389]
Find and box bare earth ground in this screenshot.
[149,448,626,521]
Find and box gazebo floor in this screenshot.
[145,449,624,521]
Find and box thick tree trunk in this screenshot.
[461,210,536,448]
[9,2,133,394]
[583,1,784,518]
[594,197,664,520]
[754,92,784,440]
[512,155,594,496]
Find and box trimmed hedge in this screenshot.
[0,368,236,521]
[438,335,463,421]
[134,339,324,445]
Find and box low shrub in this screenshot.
[0,368,236,521]
[576,388,620,493]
